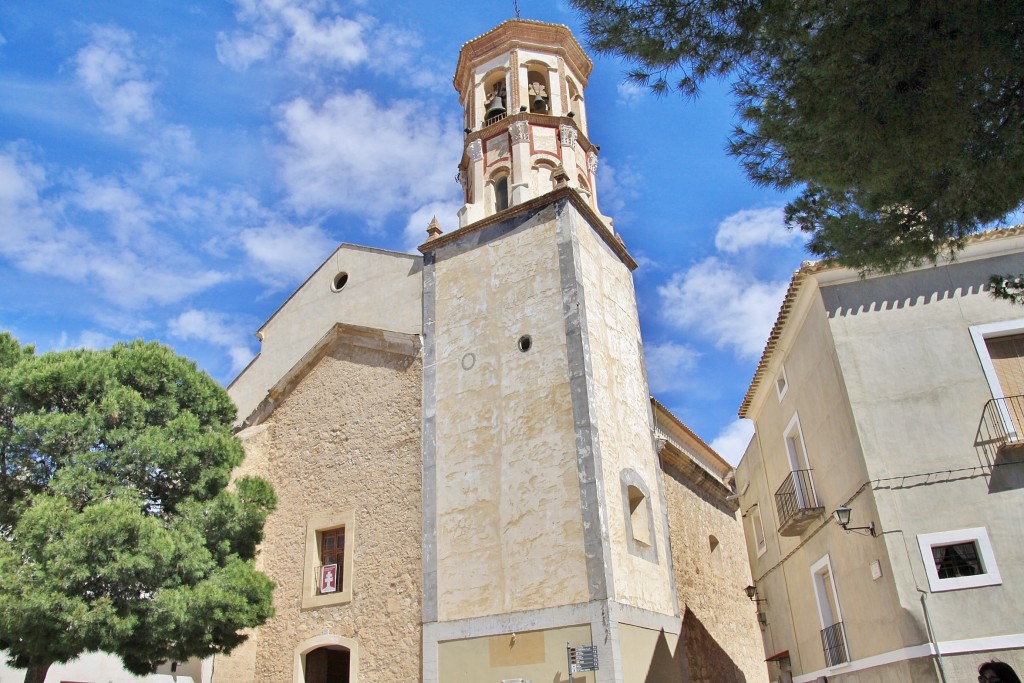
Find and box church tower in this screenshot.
[421,20,682,683]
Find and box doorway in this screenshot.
[304,646,351,683]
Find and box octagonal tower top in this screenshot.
[454,19,593,133]
[452,20,609,229]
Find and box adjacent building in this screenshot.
[735,229,1024,682]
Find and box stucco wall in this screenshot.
[216,337,423,683]
[432,208,589,621]
[574,216,675,615]
[662,463,768,683]
[740,245,1024,682]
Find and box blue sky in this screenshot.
[0,0,812,463]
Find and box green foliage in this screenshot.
[572,0,1024,272]
[0,334,276,677]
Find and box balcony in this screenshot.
[774,469,824,536]
[975,395,1024,462]
[821,621,849,667]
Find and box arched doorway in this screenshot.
[294,634,357,683]
[304,645,350,683]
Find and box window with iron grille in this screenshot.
[932,541,981,579]
[918,527,1002,592]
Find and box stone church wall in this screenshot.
[215,338,423,683]
[661,463,769,683]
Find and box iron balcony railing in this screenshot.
[774,468,822,531]
[975,395,1024,464]
[821,621,849,667]
[484,111,507,127]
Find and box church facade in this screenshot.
[218,20,767,683]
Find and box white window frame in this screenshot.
[783,413,816,509]
[775,364,789,400]
[783,413,811,471]
[969,318,1024,438]
[810,553,849,668]
[750,504,767,557]
[917,527,1002,592]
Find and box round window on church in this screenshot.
[518,335,532,352]
[332,272,349,292]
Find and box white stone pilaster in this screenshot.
[559,125,579,188]
[508,121,532,206]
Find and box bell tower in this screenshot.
[453,20,606,227]
[421,20,681,683]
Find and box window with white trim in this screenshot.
[775,364,789,400]
[917,527,1002,592]
[811,553,849,667]
[750,504,767,557]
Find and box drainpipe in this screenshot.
[919,590,948,683]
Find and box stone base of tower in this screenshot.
[424,601,686,683]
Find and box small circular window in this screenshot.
[332,272,349,292]
[518,335,532,352]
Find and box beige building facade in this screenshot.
[736,229,1024,683]
[213,19,768,683]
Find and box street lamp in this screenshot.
[833,506,877,536]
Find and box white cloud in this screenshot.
[710,419,755,466]
[168,309,255,373]
[55,330,118,351]
[281,7,367,67]
[240,222,336,287]
[217,0,368,72]
[216,0,444,88]
[714,206,805,253]
[276,91,461,217]
[402,200,462,253]
[596,159,642,217]
[616,80,645,107]
[72,26,195,160]
[73,26,156,135]
[0,146,228,308]
[645,341,699,395]
[658,257,787,359]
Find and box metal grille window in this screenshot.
[932,541,981,579]
[821,621,849,667]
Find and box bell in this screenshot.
[532,93,547,112]
[485,94,506,120]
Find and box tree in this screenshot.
[0,334,276,683]
[571,0,1024,276]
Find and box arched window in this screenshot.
[533,161,556,195]
[567,77,585,126]
[620,469,658,562]
[627,485,652,547]
[526,66,549,114]
[483,70,509,126]
[491,173,509,212]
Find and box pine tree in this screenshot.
[572,0,1024,277]
[0,334,275,683]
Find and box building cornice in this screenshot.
[237,323,421,430]
[418,186,636,270]
[738,226,1024,419]
[453,19,592,95]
